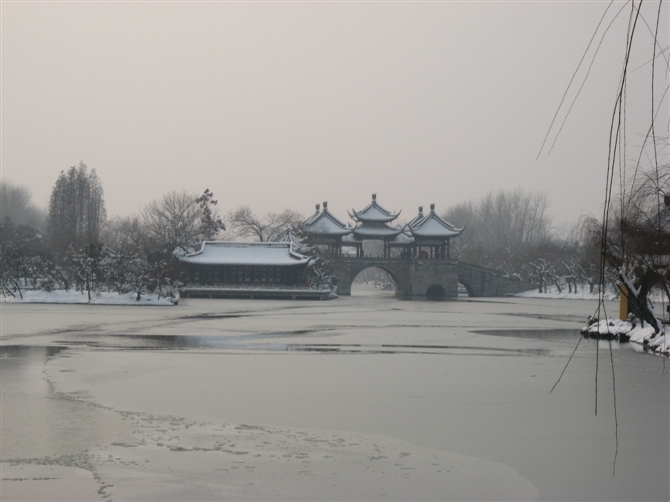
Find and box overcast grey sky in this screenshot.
[2,1,667,227]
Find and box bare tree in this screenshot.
[444,188,553,277]
[101,216,145,255]
[228,206,303,242]
[141,191,202,252]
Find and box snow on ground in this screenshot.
[516,284,668,303]
[518,285,670,356]
[0,290,177,306]
[515,286,617,300]
[582,317,669,357]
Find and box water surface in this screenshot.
[1,296,668,501]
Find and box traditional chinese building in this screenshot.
[347,194,404,258]
[178,239,329,299]
[301,202,353,257]
[301,195,464,260]
[405,203,464,259]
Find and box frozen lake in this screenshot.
[1,293,668,501]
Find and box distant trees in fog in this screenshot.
[443,188,603,292]
[1,180,46,229]
[1,167,228,300]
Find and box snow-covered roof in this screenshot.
[407,206,425,227]
[408,204,464,238]
[280,229,313,254]
[302,204,323,227]
[348,194,400,223]
[352,223,403,239]
[179,241,310,266]
[389,232,415,245]
[302,202,353,237]
[342,233,364,243]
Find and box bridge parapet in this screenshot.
[456,262,532,297]
[331,258,532,299]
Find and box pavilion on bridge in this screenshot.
[300,194,464,259]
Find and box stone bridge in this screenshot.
[331,258,531,300]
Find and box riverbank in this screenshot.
[582,317,670,357]
[516,285,616,300]
[0,290,177,306]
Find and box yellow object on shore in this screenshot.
[620,284,629,321]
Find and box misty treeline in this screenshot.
[4,164,666,303]
[443,188,613,294]
[0,165,307,300]
[444,183,668,312]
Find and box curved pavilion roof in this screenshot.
[389,231,415,245]
[408,204,464,239]
[302,202,353,237]
[348,193,400,223]
[406,206,425,227]
[301,198,464,246]
[352,223,404,239]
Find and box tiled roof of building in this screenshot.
[408,204,464,238]
[179,241,310,266]
[352,224,403,239]
[348,194,400,223]
[302,202,353,237]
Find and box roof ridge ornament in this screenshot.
[323,201,328,210]
[316,203,320,212]
[430,203,435,212]
[372,193,377,201]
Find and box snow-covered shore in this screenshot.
[516,286,616,300]
[581,317,669,357]
[0,290,178,306]
[517,286,670,356]
[516,285,669,302]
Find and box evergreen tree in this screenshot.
[47,162,106,257]
[195,188,226,241]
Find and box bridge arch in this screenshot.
[331,260,409,299]
[351,266,400,294]
[349,264,404,297]
[457,276,477,297]
[426,284,446,300]
[331,259,532,300]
